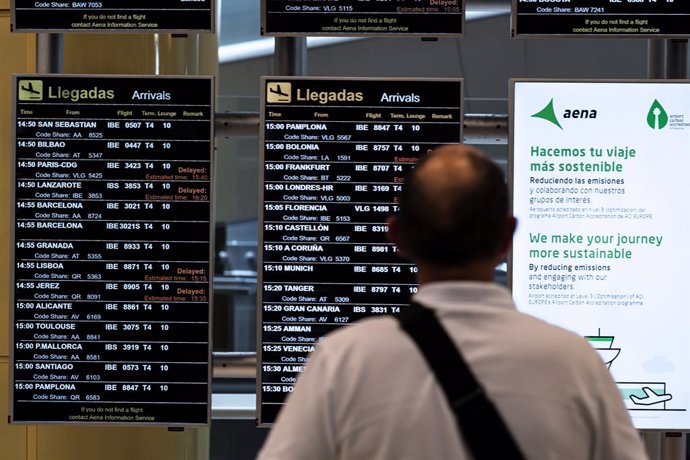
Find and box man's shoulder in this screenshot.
[326,315,404,343]
[319,315,414,356]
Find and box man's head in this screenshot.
[387,144,515,278]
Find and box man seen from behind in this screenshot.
[257,144,648,460]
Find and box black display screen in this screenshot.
[10,75,213,425]
[513,0,690,37]
[11,0,214,32]
[258,77,463,424]
[262,0,464,36]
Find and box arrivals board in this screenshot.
[262,0,464,36]
[258,77,463,424]
[11,0,214,33]
[511,80,690,430]
[10,75,213,425]
[512,0,690,37]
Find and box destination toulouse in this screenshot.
[514,0,690,37]
[258,78,462,423]
[11,75,213,425]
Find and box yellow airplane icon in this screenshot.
[18,80,43,101]
[267,82,291,103]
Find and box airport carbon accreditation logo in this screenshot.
[647,99,668,130]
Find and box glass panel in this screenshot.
[219,0,261,46]
[213,96,260,353]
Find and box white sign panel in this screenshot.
[511,80,690,430]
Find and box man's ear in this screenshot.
[386,215,408,259]
[498,216,517,257]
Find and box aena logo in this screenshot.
[531,98,597,129]
[531,98,562,129]
[646,99,668,129]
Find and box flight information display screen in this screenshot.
[10,75,213,425]
[513,0,690,37]
[262,0,464,36]
[258,77,463,424]
[11,0,214,32]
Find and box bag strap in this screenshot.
[397,302,526,460]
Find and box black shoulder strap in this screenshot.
[397,302,526,460]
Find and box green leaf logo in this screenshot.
[647,99,668,129]
[531,99,562,129]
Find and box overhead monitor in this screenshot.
[511,79,690,430]
[261,0,464,36]
[512,0,690,37]
[11,0,214,33]
[257,76,463,424]
[10,75,213,425]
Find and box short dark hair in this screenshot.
[397,147,509,266]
